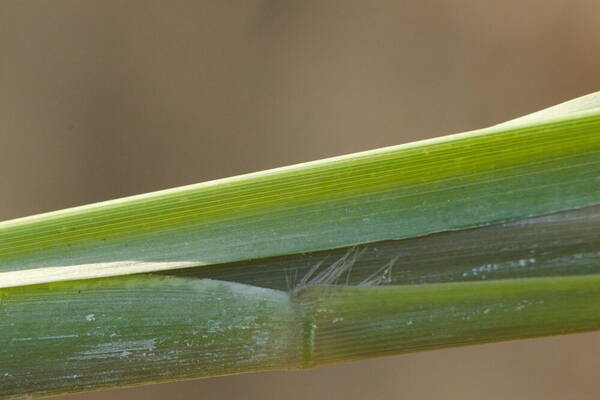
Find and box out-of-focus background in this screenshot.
[1,1,600,399]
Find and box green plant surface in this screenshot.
[2,93,600,399]
[3,262,600,398]
[164,204,600,290]
[1,93,600,287]
[1,277,301,399]
[301,273,600,365]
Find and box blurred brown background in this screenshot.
[2,1,600,399]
